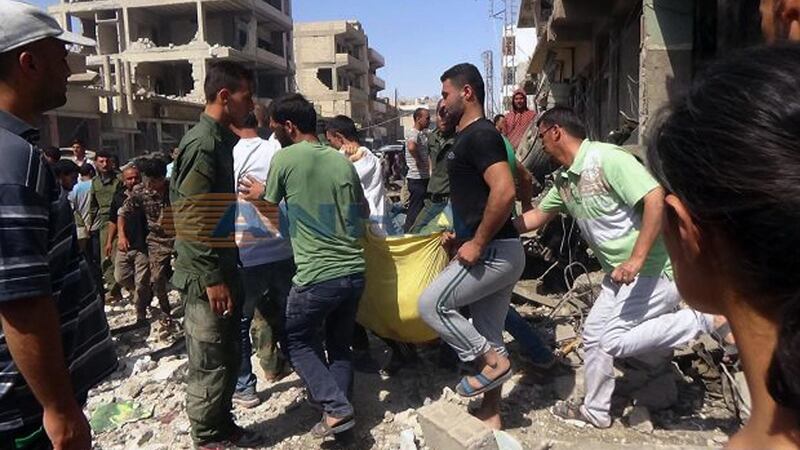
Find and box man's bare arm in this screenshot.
[514,208,558,234]
[0,297,91,450]
[515,162,535,212]
[611,187,665,284]
[473,162,517,247]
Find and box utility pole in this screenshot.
[482,50,495,117]
[491,0,517,111]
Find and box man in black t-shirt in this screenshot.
[419,63,525,430]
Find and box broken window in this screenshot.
[317,68,332,90]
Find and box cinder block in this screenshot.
[417,401,498,450]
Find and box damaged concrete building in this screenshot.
[294,20,398,148]
[47,0,294,160]
[516,0,763,152]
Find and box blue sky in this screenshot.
[293,0,501,99]
[33,0,514,99]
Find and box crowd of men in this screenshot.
[3,1,800,450]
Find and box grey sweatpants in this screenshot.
[419,238,525,362]
[581,274,712,427]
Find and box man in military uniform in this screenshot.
[410,98,455,233]
[88,150,122,300]
[170,61,261,449]
[119,158,175,323]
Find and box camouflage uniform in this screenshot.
[119,182,175,315]
[170,114,242,445]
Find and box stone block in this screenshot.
[418,401,498,450]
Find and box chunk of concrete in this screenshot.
[418,401,499,450]
[551,367,585,401]
[624,405,654,433]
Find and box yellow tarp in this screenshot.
[357,231,449,343]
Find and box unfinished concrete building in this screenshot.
[517,0,763,150]
[48,0,294,158]
[294,21,380,136]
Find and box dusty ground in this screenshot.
[87,279,739,450]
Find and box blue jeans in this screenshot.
[505,306,554,365]
[236,259,295,394]
[284,273,365,418]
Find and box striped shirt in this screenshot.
[0,110,117,433]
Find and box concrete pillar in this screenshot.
[124,61,134,114]
[638,0,694,146]
[122,8,131,50]
[114,58,123,113]
[48,116,60,147]
[101,56,112,113]
[156,122,163,148]
[196,1,206,43]
[247,14,257,53]
[191,59,206,98]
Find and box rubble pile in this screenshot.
[89,278,740,449]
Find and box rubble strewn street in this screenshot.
[91,274,739,449]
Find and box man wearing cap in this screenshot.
[0,1,117,449]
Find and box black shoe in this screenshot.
[232,391,261,409]
[228,426,265,448]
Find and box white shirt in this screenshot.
[348,147,390,233]
[233,135,293,267]
[404,127,430,179]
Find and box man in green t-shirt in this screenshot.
[239,94,367,438]
[515,106,713,429]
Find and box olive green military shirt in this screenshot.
[170,113,240,288]
[426,129,455,196]
[88,173,120,231]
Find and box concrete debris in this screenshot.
[555,323,577,342]
[400,429,418,450]
[131,356,156,375]
[129,37,156,50]
[624,406,654,433]
[86,279,740,449]
[552,367,585,401]
[418,401,499,450]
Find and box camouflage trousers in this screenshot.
[148,237,174,315]
[114,248,151,317]
[236,259,296,393]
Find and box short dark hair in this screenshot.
[242,112,258,129]
[79,163,95,177]
[270,93,317,134]
[95,150,112,160]
[413,107,428,122]
[71,138,84,146]
[52,159,79,177]
[204,61,254,103]
[325,115,359,142]
[138,158,167,179]
[493,114,505,125]
[536,106,587,140]
[43,146,61,161]
[440,63,486,107]
[0,49,23,81]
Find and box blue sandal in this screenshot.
[455,367,513,397]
